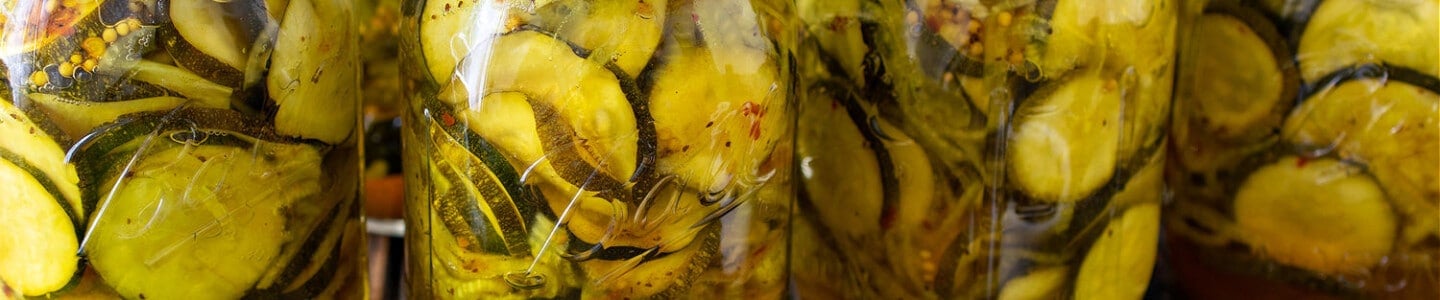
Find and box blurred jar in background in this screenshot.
[790,0,1176,298]
[1164,0,1438,298]
[358,0,407,299]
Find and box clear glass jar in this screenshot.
[791,0,1176,298]
[1165,0,1438,297]
[398,0,797,298]
[0,0,367,298]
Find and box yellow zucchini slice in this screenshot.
[84,129,319,300]
[1179,6,1296,141]
[1233,156,1396,276]
[1297,0,1438,83]
[1007,74,1122,202]
[268,0,360,145]
[0,158,80,297]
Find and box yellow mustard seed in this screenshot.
[30,70,48,86]
[102,28,118,43]
[83,59,98,72]
[58,62,75,78]
[998,12,1013,27]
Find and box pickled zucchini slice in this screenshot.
[534,180,706,256]
[426,111,532,257]
[1007,74,1121,202]
[1297,0,1438,83]
[0,101,83,224]
[426,212,575,299]
[996,267,1066,300]
[649,45,786,197]
[532,0,666,76]
[26,93,219,139]
[1283,78,1438,249]
[123,60,234,105]
[417,0,502,86]
[0,158,80,297]
[1180,5,1296,141]
[1233,156,1396,276]
[1028,0,1159,77]
[84,127,320,300]
[165,0,271,87]
[456,92,572,191]
[797,81,939,233]
[470,31,637,191]
[577,224,720,299]
[1073,203,1159,300]
[268,0,359,144]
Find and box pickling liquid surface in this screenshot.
[398,0,796,298]
[0,0,367,298]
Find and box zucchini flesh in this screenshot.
[0,101,83,226]
[0,158,80,297]
[1073,203,1159,300]
[447,31,635,192]
[648,45,786,199]
[417,0,499,86]
[165,0,270,87]
[795,99,884,237]
[84,130,320,300]
[574,224,719,299]
[1232,157,1396,276]
[268,0,359,145]
[532,0,666,76]
[26,93,221,139]
[1180,9,1294,141]
[1007,74,1122,202]
[1297,0,1438,83]
[1283,78,1439,251]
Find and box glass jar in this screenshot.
[398,0,797,298]
[791,0,1176,298]
[0,0,367,298]
[1165,0,1438,298]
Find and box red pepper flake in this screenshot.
[440,112,456,127]
[880,208,898,230]
[829,16,850,31]
[1295,156,1310,168]
[752,243,769,257]
[740,101,760,116]
[741,101,764,140]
